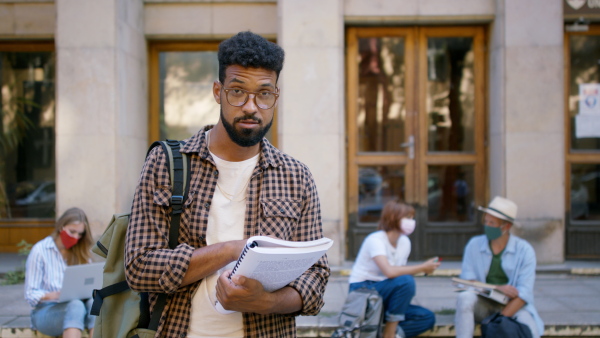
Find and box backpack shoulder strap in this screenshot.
[150,139,189,249]
[146,139,190,330]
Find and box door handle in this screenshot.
[400,135,414,159]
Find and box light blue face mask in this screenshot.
[484,225,503,241]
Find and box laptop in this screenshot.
[58,262,104,302]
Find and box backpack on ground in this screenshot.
[90,140,190,338]
[331,288,384,338]
[481,312,533,338]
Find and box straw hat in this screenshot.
[478,196,517,224]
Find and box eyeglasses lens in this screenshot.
[226,90,276,109]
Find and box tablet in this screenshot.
[57,262,104,302]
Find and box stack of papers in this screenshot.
[452,277,509,305]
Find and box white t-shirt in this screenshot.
[348,230,411,284]
[187,132,259,338]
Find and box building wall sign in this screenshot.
[576,83,600,138]
[565,0,600,16]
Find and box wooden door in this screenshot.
[346,26,487,260]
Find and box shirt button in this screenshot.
[204,203,210,209]
[180,333,186,338]
[279,208,285,213]
[213,170,218,177]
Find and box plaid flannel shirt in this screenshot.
[125,125,330,338]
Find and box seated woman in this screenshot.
[349,201,440,338]
[24,207,96,338]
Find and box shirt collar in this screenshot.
[504,234,517,253]
[180,125,283,169]
[41,235,60,253]
[478,233,517,254]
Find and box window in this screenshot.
[0,43,55,220]
[565,26,600,258]
[149,41,277,145]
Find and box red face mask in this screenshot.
[60,229,80,249]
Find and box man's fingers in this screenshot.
[231,274,246,285]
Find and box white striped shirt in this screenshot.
[24,236,66,307]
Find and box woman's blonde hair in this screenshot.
[51,207,93,265]
[378,201,415,232]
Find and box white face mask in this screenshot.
[400,218,416,235]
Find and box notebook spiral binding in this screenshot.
[230,241,258,277]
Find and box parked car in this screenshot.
[14,181,55,217]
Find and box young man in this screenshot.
[125,31,329,337]
[454,196,544,338]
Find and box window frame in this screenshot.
[564,25,600,258]
[148,41,278,147]
[0,41,56,240]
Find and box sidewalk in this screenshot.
[2,254,600,337]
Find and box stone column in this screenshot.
[55,0,147,236]
[277,0,345,264]
[489,0,564,263]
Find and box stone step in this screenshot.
[2,323,599,337]
[296,323,600,338]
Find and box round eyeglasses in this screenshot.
[222,87,279,109]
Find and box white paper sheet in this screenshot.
[579,83,600,116]
[575,113,600,138]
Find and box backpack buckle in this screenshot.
[171,195,183,206]
[166,139,180,148]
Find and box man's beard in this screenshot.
[220,108,273,147]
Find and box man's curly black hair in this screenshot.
[218,31,285,83]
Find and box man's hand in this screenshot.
[215,269,303,315]
[495,284,519,299]
[215,269,271,314]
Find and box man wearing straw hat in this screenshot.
[454,196,544,338]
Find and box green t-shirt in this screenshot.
[486,247,509,285]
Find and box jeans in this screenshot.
[31,298,95,337]
[455,290,539,338]
[349,276,435,338]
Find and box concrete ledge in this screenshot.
[335,267,600,278]
[542,325,600,336]
[0,328,89,338]
[417,325,600,337]
[296,324,600,337]
[571,268,600,276]
[2,324,599,338]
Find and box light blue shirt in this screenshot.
[24,236,67,307]
[460,234,544,333]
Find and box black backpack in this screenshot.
[481,312,533,338]
[331,288,384,338]
[90,140,190,338]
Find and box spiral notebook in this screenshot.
[216,236,333,314]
